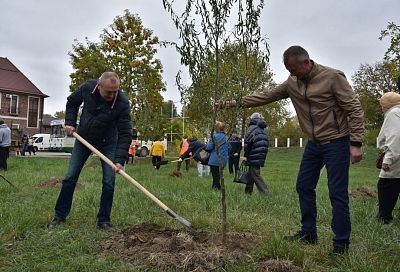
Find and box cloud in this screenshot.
[0,0,398,115]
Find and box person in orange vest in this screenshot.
[126,139,136,164]
[177,135,190,171]
[150,136,165,170]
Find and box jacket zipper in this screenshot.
[332,110,340,133]
[304,81,316,140]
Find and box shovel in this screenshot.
[0,174,16,188]
[156,158,190,168]
[72,131,195,230]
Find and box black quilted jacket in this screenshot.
[65,80,132,165]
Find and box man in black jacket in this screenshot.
[48,72,132,230]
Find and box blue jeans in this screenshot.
[296,138,350,248]
[54,140,116,223]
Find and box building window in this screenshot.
[28,97,40,128]
[11,123,20,129]
[10,94,18,114]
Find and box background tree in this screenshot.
[351,22,400,146]
[54,110,65,120]
[379,22,400,78]
[269,116,305,147]
[182,43,289,136]
[68,10,166,140]
[352,61,397,129]
[69,39,108,90]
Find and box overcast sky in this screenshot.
[1,0,399,115]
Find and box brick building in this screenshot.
[0,57,48,142]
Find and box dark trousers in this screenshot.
[0,146,10,171]
[177,159,190,171]
[297,139,350,249]
[245,165,269,194]
[21,143,27,156]
[210,165,222,189]
[54,141,116,223]
[28,145,36,155]
[378,178,400,222]
[152,156,162,170]
[228,155,240,174]
[126,154,134,164]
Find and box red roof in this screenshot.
[0,57,48,97]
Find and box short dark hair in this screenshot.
[283,45,309,63]
[0,120,4,125]
[397,76,400,92]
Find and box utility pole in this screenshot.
[170,101,173,142]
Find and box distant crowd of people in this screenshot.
[0,122,38,171]
[15,134,36,156]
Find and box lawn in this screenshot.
[0,147,399,271]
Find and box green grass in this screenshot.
[0,147,399,271]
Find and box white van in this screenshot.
[32,133,51,151]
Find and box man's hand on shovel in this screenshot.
[64,125,76,136]
[113,163,124,173]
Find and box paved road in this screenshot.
[13,151,71,158]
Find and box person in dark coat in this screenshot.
[47,72,132,231]
[243,112,269,195]
[21,134,28,156]
[228,130,242,175]
[179,137,209,177]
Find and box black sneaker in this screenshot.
[283,230,318,244]
[378,217,393,224]
[97,222,114,231]
[332,244,349,255]
[47,217,65,230]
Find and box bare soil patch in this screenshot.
[349,186,376,198]
[99,223,303,271]
[169,170,182,178]
[37,177,81,189]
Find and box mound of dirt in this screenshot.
[349,186,376,198]
[37,177,80,189]
[99,223,275,271]
[169,171,182,178]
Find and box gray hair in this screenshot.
[99,71,120,85]
[250,112,263,120]
[283,45,309,63]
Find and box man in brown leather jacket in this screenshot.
[220,45,364,255]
